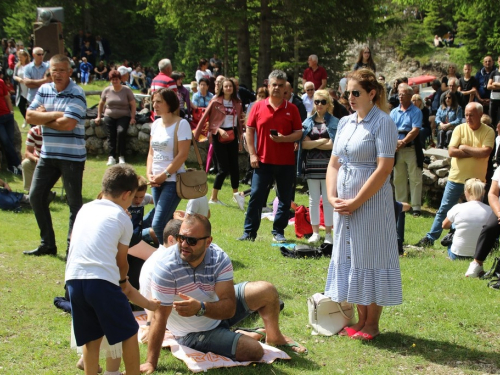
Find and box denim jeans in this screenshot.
[243,163,295,236]
[0,113,21,168]
[151,182,180,245]
[426,181,464,241]
[30,157,85,248]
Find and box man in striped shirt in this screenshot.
[24,54,87,257]
[150,59,177,94]
[141,214,306,373]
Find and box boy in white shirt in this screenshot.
[65,164,142,375]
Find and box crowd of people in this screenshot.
[3,40,500,374]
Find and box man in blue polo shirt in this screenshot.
[140,214,306,373]
[24,54,87,257]
[23,47,50,106]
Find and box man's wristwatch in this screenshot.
[164,170,171,179]
[195,301,206,317]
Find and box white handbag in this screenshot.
[307,293,355,336]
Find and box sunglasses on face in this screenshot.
[176,234,210,246]
[314,99,327,105]
[345,90,361,97]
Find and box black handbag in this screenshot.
[440,228,455,246]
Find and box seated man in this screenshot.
[141,214,306,373]
[131,66,147,90]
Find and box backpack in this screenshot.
[294,205,313,238]
[0,188,23,211]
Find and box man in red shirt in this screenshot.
[150,58,177,93]
[238,70,302,242]
[0,78,22,175]
[302,55,327,90]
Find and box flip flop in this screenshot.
[277,340,308,355]
[234,327,266,341]
[338,326,358,337]
[351,332,378,341]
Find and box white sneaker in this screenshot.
[209,199,227,206]
[119,156,126,164]
[308,233,321,243]
[324,233,333,244]
[22,121,26,128]
[106,156,116,166]
[465,261,484,278]
[233,192,245,210]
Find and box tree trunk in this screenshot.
[235,0,252,89]
[293,32,300,91]
[257,0,272,87]
[224,26,229,77]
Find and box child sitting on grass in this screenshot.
[65,164,147,375]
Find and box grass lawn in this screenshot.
[1,91,500,374]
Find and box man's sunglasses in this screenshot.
[176,234,210,246]
[345,90,361,97]
[314,99,327,105]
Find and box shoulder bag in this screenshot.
[173,120,208,199]
[307,293,355,336]
[218,102,236,143]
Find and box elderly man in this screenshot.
[441,77,465,111]
[301,81,315,116]
[302,54,327,90]
[284,81,307,121]
[24,54,87,256]
[140,214,306,374]
[391,83,423,217]
[116,65,132,87]
[417,103,494,247]
[475,55,496,113]
[150,58,177,93]
[238,70,302,242]
[23,47,49,106]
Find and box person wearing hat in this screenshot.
[117,65,132,87]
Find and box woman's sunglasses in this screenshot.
[345,90,361,97]
[176,234,210,246]
[314,99,327,105]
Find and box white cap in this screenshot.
[117,66,132,76]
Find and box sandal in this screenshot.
[234,327,266,341]
[276,340,308,355]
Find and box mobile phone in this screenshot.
[270,129,278,136]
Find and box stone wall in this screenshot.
[422,148,451,207]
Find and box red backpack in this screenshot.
[294,205,313,238]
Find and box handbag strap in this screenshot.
[336,302,355,321]
[173,119,204,170]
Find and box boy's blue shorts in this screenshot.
[67,279,139,346]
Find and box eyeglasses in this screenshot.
[345,90,361,97]
[176,234,210,246]
[314,99,327,105]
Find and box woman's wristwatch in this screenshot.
[164,169,171,178]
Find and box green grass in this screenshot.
[1,104,500,374]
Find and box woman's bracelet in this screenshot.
[119,278,127,284]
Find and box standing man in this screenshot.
[487,56,500,128]
[416,103,494,247]
[238,70,302,242]
[475,55,496,114]
[284,81,307,121]
[24,54,87,256]
[301,81,315,116]
[150,59,177,94]
[23,47,49,106]
[302,54,327,90]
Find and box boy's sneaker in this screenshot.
[415,236,433,248]
[308,233,321,243]
[465,261,484,278]
[106,156,116,166]
[119,156,126,164]
[324,233,333,244]
[233,192,245,211]
[273,233,287,243]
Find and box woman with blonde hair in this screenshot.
[12,49,31,125]
[443,179,492,260]
[298,89,338,243]
[325,68,400,340]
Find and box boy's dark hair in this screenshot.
[163,219,183,243]
[137,175,148,192]
[198,77,209,86]
[101,164,138,198]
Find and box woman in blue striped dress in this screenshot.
[325,69,402,340]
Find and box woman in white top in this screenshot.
[443,178,492,260]
[147,88,192,244]
[12,49,30,124]
[195,58,213,83]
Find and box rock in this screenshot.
[437,177,448,188]
[408,66,418,73]
[435,168,449,177]
[428,159,450,170]
[141,123,152,134]
[85,119,92,128]
[86,136,104,153]
[127,124,139,137]
[138,131,150,142]
[424,148,450,160]
[423,169,438,185]
[85,127,95,136]
[94,125,107,139]
[136,123,143,130]
[126,137,149,154]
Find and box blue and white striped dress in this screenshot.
[324,105,402,306]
